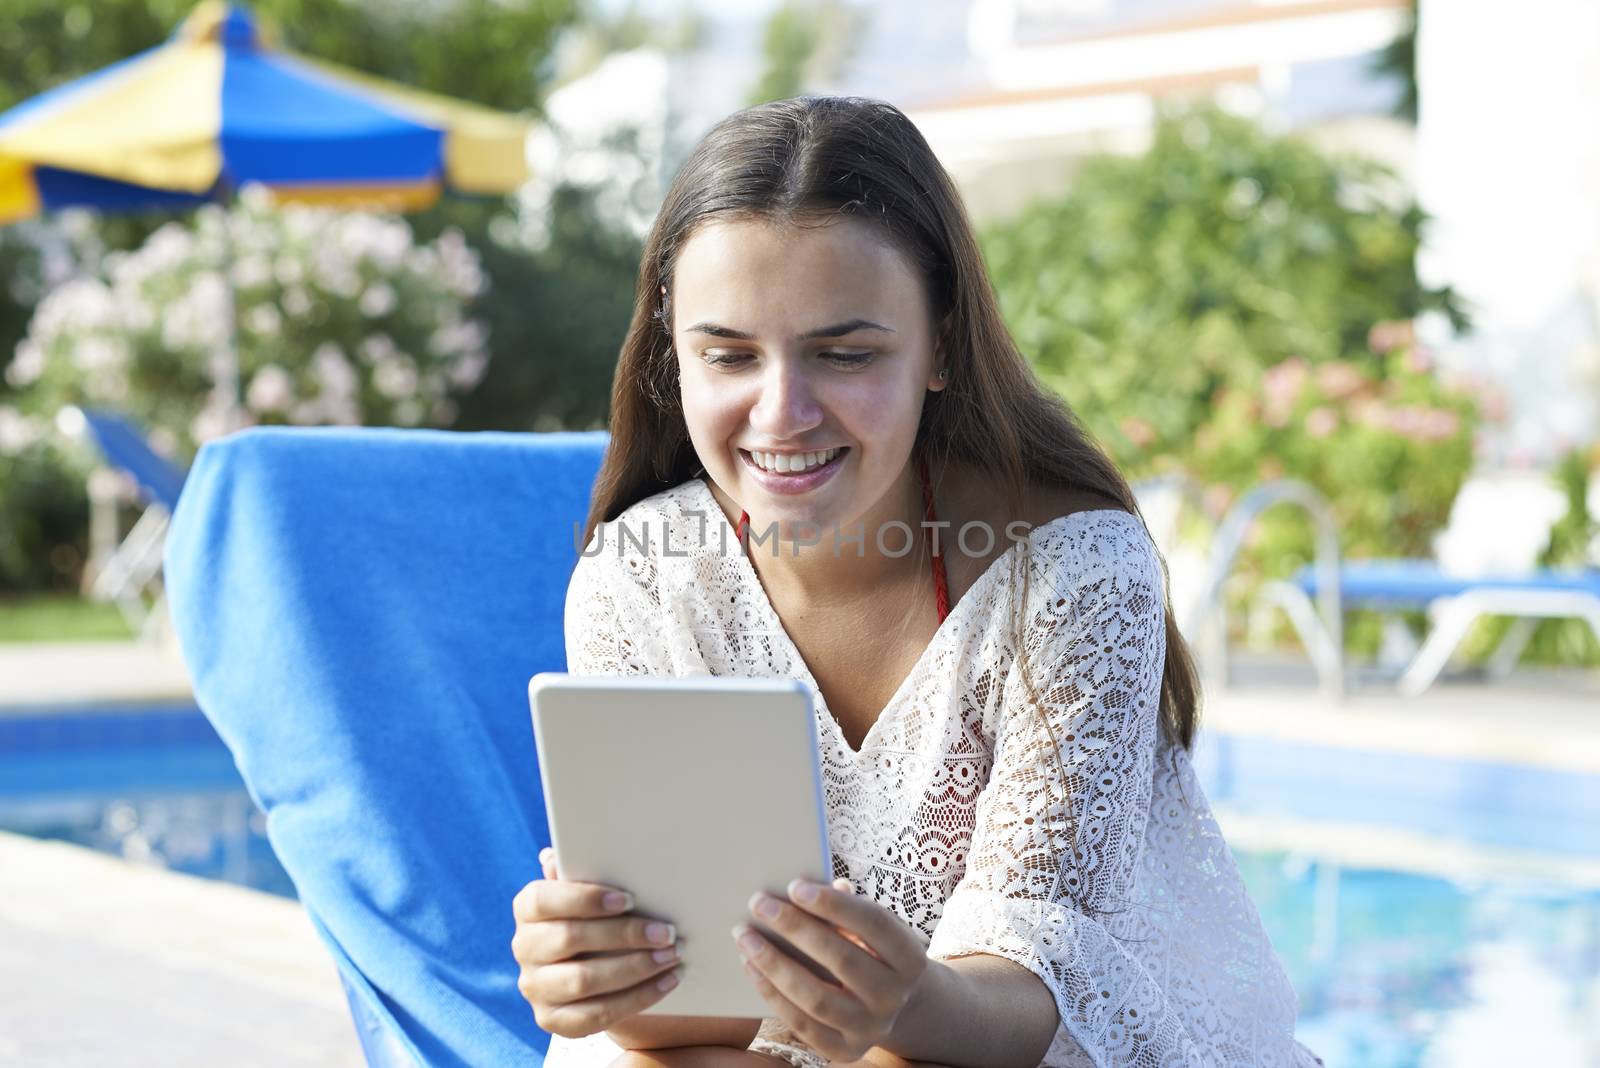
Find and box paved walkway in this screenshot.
[0,830,364,1067]
[1203,654,1600,774]
[0,638,191,709]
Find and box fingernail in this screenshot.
[602,891,632,912]
[733,924,764,957]
[787,879,819,905]
[750,893,780,920]
[656,967,681,991]
[651,943,680,964]
[646,922,675,946]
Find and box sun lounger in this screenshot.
[1290,559,1600,695]
[57,406,187,639]
[163,426,608,1067]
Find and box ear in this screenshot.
[926,320,951,392]
[926,350,949,392]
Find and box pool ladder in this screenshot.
[1135,476,1345,701]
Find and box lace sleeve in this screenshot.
[562,540,674,676]
[926,520,1203,1067]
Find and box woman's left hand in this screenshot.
[733,877,933,1062]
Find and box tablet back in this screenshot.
[528,673,832,1018]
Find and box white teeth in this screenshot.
[750,447,840,474]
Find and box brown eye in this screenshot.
[822,351,873,367]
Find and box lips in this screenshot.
[736,446,849,495]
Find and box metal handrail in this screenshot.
[1190,479,1345,700]
[1130,470,1213,611]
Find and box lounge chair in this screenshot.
[57,406,188,641]
[1289,560,1600,696]
[163,426,608,1067]
[1227,477,1600,697]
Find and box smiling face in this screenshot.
[669,215,946,544]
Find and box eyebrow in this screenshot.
[683,318,896,342]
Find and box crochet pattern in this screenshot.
[546,479,1321,1067]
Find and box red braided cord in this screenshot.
[918,455,951,623]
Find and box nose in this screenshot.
[748,358,823,441]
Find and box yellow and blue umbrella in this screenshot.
[0,0,532,225]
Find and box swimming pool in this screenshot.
[0,702,295,897]
[3,703,1597,1065]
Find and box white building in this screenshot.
[1414,1,1600,468]
[897,0,1415,222]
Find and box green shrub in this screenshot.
[981,102,1470,483]
[10,187,491,461]
[0,434,90,593]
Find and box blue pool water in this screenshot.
[3,704,1597,1065]
[0,702,295,897]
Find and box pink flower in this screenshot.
[1387,405,1425,439]
[246,364,295,413]
[1403,345,1433,374]
[1261,357,1309,427]
[1306,407,1338,438]
[1479,388,1509,424]
[1263,357,1309,402]
[1120,417,1156,448]
[1368,320,1414,354]
[1314,361,1365,401]
[1350,398,1388,429]
[447,350,489,391]
[1421,409,1460,441]
[1202,484,1234,520]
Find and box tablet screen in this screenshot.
[529,673,833,1018]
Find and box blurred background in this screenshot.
[1,1,1597,1065]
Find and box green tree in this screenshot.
[747,0,860,106]
[981,101,1468,476]
[1370,0,1419,123]
[0,229,43,395]
[0,225,86,593]
[430,183,643,434]
[544,0,703,89]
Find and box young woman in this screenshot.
[511,96,1323,1068]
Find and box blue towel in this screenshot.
[163,426,609,1067]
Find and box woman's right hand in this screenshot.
[511,847,685,1039]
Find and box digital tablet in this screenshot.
[528,672,834,1018]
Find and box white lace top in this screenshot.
[544,478,1322,1068]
